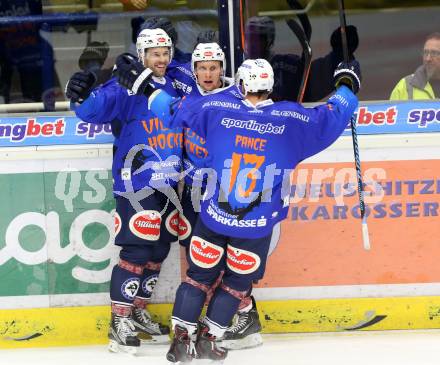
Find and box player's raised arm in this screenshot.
[294,59,360,160]
[66,71,125,124]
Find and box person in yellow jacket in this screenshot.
[390,32,440,100]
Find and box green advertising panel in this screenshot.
[0,170,117,297]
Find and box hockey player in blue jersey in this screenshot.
[118,41,267,351]
[183,42,265,351]
[176,42,235,246]
[116,39,266,351]
[65,28,182,353]
[146,57,361,362]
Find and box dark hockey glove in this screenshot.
[330,25,359,60]
[65,70,96,103]
[114,53,154,96]
[333,60,361,94]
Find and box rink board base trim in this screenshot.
[3,296,440,348]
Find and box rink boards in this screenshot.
[4,295,440,348]
[1,111,440,347]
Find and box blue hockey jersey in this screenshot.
[166,60,236,187]
[74,76,182,195]
[180,79,235,187]
[167,60,196,96]
[151,85,358,239]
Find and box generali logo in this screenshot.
[189,236,224,268]
[129,210,161,240]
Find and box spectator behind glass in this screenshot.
[390,32,440,100]
[0,0,62,110]
[244,16,359,102]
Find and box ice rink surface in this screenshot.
[2,330,440,365]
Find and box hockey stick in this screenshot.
[286,0,312,41]
[337,0,370,250]
[285,18,312,102]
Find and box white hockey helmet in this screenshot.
[191,42,226,74]
[136,28,173,64]
[235,58,274,95]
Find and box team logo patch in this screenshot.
[165,209,191,240]
[142,274,158,298]
[114,211,122,237]
[226,245,261,274]
[189,236,224,268]
[165,209,179,237]
[178,214,191,241]
[121,277,140,300]
[129,210,161,240]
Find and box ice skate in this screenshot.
[108,313,140,354]
[132,307,170,344]
[221,296,263,350]
[195,323,228,361]
[166,325,194,363]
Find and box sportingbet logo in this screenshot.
[76,121,113,139]
[158,37,166,43]
[260,73,268,78]
[355,106,397,125]
[0,118,65,142]
[221,118,285,135]
[204,51,213,57]
[408,108,440,128]
[189,236,224,268]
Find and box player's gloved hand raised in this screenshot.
[65,70,96,103]
[330,25,359,60]
[114,53,154,96]
[333,60,361,94]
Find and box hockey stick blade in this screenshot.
[362,216,370,250]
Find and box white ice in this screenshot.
[2,330,440,365]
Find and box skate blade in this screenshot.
[108,339,139,354]
[139,333,170,344]
[221,332,263,350]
